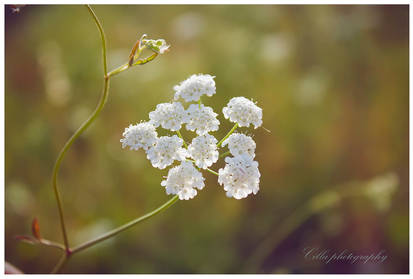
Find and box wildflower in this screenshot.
[222,133,256,158]
[173,74,216,102]
[161,161,205,200]
[222,97,262,128]
[122,73,263,201]
[146,135,188,169]
[185,104,220,135]
[120,122,158,151]
[218,155,260,199]
[149,102,188,131]
[188,134,219,169]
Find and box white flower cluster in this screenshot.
[186,104,219,135]
[222,133,256,158]
[188,134,219,169]
[121,74,263,200]
[223,96,263,128]
[146,135,188,169]
[149,102,187,131]
[120,122,158,151]
[161,161,205,200]
[174,74,216,102]
[218,155,260,199]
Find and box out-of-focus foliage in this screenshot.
[5,5,408,274]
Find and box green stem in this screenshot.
[185,159,218,176]
[52,79,110,251]
[71,195,179,254]
[205,168,219,176]
[108,53,158,78]
[107,63,129,77]
[176,130,188,149]
[51,5,110,252]
[217,123,238,147]
[49,5,171,273]
[86,5,107,76]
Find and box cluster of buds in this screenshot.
[121,74,263,200]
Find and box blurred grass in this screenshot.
[5,5,409,273]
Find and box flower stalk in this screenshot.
[48,4,172,273]
[71,195,179,254]
[176,130,188,149]
[217,123,238,147]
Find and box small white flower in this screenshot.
[222,97,263,128]
[146,135,188,169]
[188,134,219,169]
[149,102,188,131]
[120,122,158,151]
[222,133,256,158]
[173,74,216,102]
[218,155,260,199]
[185,104,220,135]
[161,161,205,200]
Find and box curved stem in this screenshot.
[217,123,238,147]
[86,5,108,76]
[51,80,110,251]
[51,4,110,253]
[49,5,171,273]
[71,195,179,254]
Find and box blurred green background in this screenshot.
[5,5,409,274]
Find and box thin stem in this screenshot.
[176,130,188,149]
[86,5,107,76]
[51,253,69,274]
[71,195,179,254]
[217,123,238,147]
[107,53,158,78]
[186,159,218,176]
[49,5,172,273]
[205,168,219,176]
[107,63,129,78]
[51,4,110,252]
[39,239,66,251]
[51,64,110,252]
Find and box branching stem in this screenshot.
[49,5,172,273]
